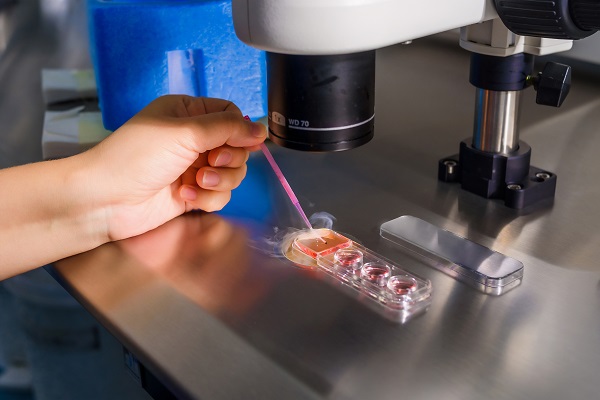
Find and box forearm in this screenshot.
[0,96,266,280]
[0,155,108,280]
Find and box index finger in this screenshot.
[181,96,242,117]
[180,111,267,153]
[141,95,242,118]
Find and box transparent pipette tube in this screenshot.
[245,116,313,230]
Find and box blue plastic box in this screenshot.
[87,0,267,131]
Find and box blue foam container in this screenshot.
[87,0,267,131]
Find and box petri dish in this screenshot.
[294,229,351,258]
[361,262,391,286]
[387,275,418,295]
[334,248,363,271]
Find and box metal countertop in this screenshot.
[55,42,600,400]
[2,2,600,399]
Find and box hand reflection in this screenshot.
[118,213,266,316]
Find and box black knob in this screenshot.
[494,0,598,39]
[570,0,600,30]
[530,62,572,107]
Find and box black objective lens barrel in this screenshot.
[267,51,376,152]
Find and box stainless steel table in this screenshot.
[3,2,600,399]
[55,42,600,400]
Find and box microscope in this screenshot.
[232,0,600,208]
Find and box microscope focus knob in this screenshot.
[530,62,572,107]
[570,0,600,30]
[494,0,598,39]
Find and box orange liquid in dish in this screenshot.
[294,230,351,258]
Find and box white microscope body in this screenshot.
[232,0,497,55]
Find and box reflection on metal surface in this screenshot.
[381,216,523,295]
[0,6,14,56]
[53,213,320,400]
[115,213,270,316]
[472,89,520,154]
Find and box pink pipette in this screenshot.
[244,115,313,229]
[259,142,313,229]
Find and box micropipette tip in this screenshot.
[258,141,313,229]
[246,115,316,232]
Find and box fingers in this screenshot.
[132,95,265,215]
[140,95,242,118]
[196,164,247,191]
[181,96,242,117]
[179,187,232,213]
[179,145,248,212]
[178,144,248,214]
[183,146,248,188]
[178,163,245,212]
[137,95,267,153]
[207,146,249,168]
[180,111,267,153]
[245,144,263,152]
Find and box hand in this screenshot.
[78,95,266,241]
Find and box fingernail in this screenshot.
[202,170,220,187]
[214,150,233,166]
[251,121,266,137]
[244,115,265,137]
[180,185,197,201]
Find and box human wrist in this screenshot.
[59,153,111,249]
[0,155,111,278]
